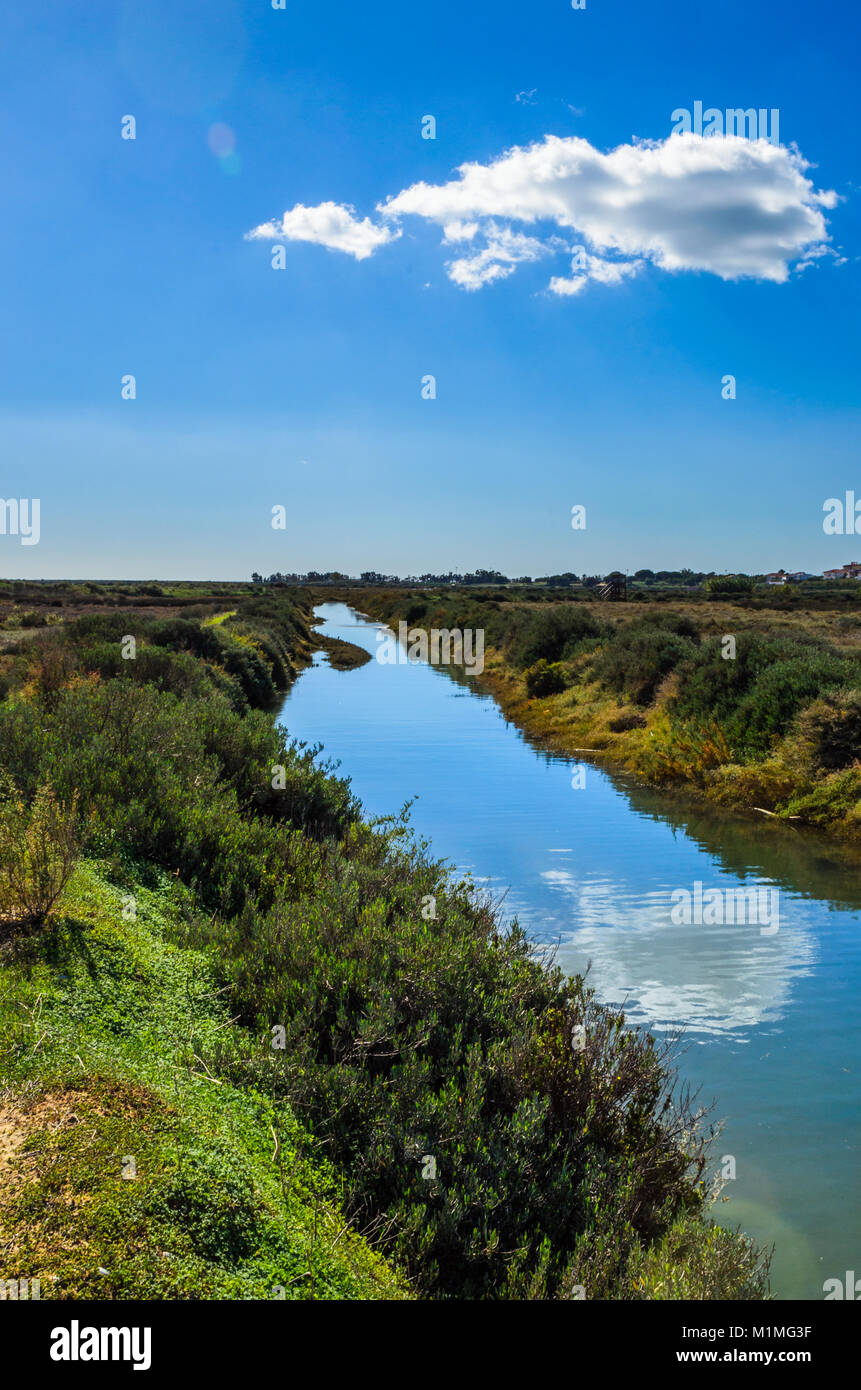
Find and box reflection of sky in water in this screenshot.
[281,604,861,1298]
[536,869,817,1037]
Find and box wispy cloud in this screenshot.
[444,223,553,290]
[549,251,644,296]
[245,200,399,260]
[246,132,839,293]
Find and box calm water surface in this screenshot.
[280,602,861,1299]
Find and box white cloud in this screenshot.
[549,251,644,296]
[441,220,481,242]
[245,200,398,260]
[546,274,587,297]
[445,224,550,290]
[246,131,838,292]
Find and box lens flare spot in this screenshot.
[207,122,236,157]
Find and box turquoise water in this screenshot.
[280,602,861,1299]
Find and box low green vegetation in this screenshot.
[525,659,568,698]
[0,861,405,1299]
[0,585,769,1299]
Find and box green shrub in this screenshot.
[508,606,602,668]
[783,766,861,825]
[672,633,861,756]
[797,688,861,769]
[70,613,147,644]
[0,680,357,915]
[625,1216,770,1299]
[671,634,770,726]
[3,609,49,630]
[704,575,754,597]
[0,775,82,925]
[525,660,568,698]
[724,651,855,757]
[592,617,697,705]
[205,870,722,1300]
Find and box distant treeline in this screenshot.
[254,568,833,591]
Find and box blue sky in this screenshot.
[0,0,858,579]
